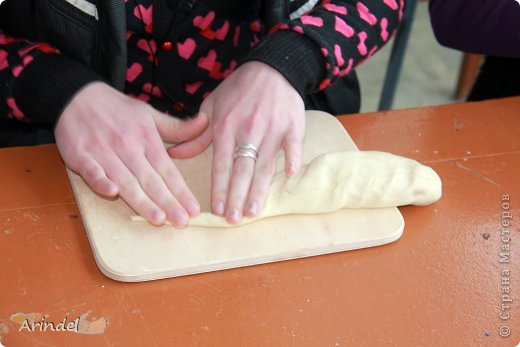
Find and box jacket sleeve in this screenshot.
[0,28,103,127]
[429,0,520,58]
[241,0,405,96]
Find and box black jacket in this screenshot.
[1,0,127,89]
[1,0,328,125]
[1,0,403,131]
[0,0,312,91]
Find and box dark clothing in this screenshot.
[429,0,520,58]
[468,56,520,102]
[0,0,404,146]
[429,0,520,102]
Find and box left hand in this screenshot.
[169,61,306,224]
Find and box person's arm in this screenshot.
[0,28,208,227]
[241,0,405,96]
[0,28,102,125]
[179,0,405,225]
[429,0,520,58]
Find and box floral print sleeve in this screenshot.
[242,0,405,95]
[0,29,60,121]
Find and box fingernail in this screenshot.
[152,210,166,225]
[186,201,200,217]
[229,208,240,223]
[288,160,297,176]
[173,210,188,227]
[214,201,224,216]
[247,201,258,216]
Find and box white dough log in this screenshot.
[131,151,442,228]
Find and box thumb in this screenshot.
[167,121,213,159]
[152,109,209,143]
[166,98,215,158]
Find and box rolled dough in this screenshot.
[131,151,442,228]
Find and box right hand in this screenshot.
[55,82,209,227]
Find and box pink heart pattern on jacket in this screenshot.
[0,0,404,121]
[177,38,196,60]
[133,4,153,34]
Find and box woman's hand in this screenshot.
[55,82,209,227]
[170,61,306,224]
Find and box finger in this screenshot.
[167,99,215,158]
[244,139,281,218]
[115,147,190,228]
[153,109,209,143]
[69,156,118,197]
[145,144,201,218]
[283,130,304,177]
[97,152,167,226]
[225,154,257,224]
[211,130,235,217]
[167,124,212,159]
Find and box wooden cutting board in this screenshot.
[67,111,404,282]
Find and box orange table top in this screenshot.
[1,97,519,346]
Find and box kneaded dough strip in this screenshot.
[131,151,442,228]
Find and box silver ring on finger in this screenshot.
[234,144,258,162]
[236,143,258,153]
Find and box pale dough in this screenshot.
[131,151,442,228]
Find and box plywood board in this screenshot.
[67,111,404,281]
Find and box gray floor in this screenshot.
[356,2,463,113]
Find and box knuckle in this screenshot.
[82,164,100,182]
[115,175,136,194]
[125,190,145,206]
[156,195,177,211]
[179,189,194,203]
[171,177,190,195]
[166,168,185,186]
[159,163,178,181]
[80,140,107,156]
[149,148,170,169]
[64,153,85,172]
[139,175,164,194]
